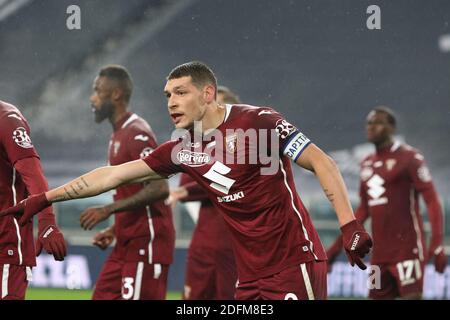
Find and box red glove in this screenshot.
[37,220,67,261]
[0,193,51,226]
[341,219,373,270]
[428,240,447,274]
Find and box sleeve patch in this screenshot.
[275,119,297,140]
[140,147,154,159]
[12,127,33,149]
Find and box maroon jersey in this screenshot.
[108,112,175,265]
[357,142,435,263]
[0,101,37,266]
[144,104,327,282]
[179,173,233,252]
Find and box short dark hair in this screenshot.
[98,65,133,102]
[167,61,217,95]
[373,106,397,127]
[217,85,241,104]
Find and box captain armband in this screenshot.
[282,131,311,162]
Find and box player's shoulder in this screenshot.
[231,104,277,116]
[123,113,156,137]
[0,100,25,123]
[228,104,281,126]
[397,143,425,161]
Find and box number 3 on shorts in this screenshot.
[122,277,134,300]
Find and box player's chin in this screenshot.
[174,120,191,130]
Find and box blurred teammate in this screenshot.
[167,86,239,300]
[0,100,66,300]
[78,65,175,300]
[327,107,447,299]
[1,61,372,300]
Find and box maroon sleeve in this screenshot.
[126,129,158,160]
[256,107,311,161]
[408,152,444,251]
[14,157,56,225]
[179,174,209,202]
[142,139,183,178]
[0,114,39,164]
[355,179,370,224]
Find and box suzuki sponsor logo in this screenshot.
[217,191,245,203]
[177,150,211,167]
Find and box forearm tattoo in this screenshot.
[324,188,335,203]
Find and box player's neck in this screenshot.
[110,106,129,128]
[374,138,394,152]
[200,102,226,132]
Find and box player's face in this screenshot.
[90,76,115,123]
[366,111,394,145]
[164,76,208,129]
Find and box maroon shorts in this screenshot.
[235,260,327,300]
[0,264,32,300]
[92,252,169,300]
[369,258,424,299]
[183,246,237,300]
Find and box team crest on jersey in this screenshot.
[386,159,396,171]
[225,133,238,153]
[177,150,211,167]
[360,167,373,181]
[12,127,33,149]
[275,119,296,140]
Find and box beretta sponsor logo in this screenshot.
[177,149,211,167]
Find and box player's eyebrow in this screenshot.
[164,85,187,95]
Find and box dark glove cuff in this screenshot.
[340,219,360,234]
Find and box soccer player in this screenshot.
[167,86,240,300]
[78,65,175,300]
[0,100,66,300]
[326,107,447,299]
[1,61,372,300]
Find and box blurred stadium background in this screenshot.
[1,0,450,299]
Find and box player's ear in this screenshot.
[203,85,216,103]
[111,87,123,102]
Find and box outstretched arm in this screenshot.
[0,159,164,225]
[48,159,162,203]
[295,144,372,269]
[296,144,355,226]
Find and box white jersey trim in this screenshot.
[279,160,318,260]
[11,169,23,265]
[1,264,9,299]
[133,262,144,300]
[300,263,315,300]
[122,113,139,129]
[410,189,424,261]
[146,206,155,264]
[224,104,233,123]
[390,141,401,152]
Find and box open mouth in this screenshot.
[171,113,184,124]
